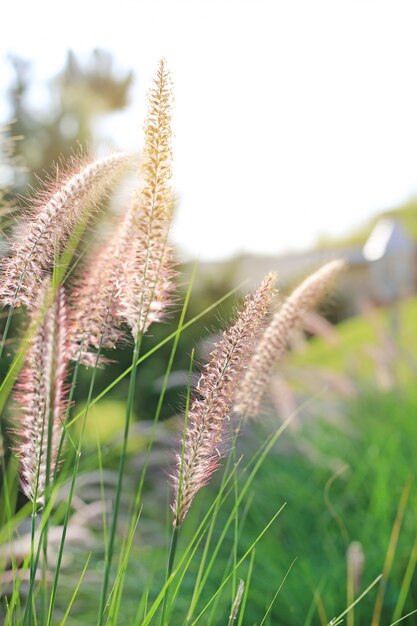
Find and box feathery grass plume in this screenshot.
[13,286,69,503]
[69,59,175,366]
[119,58,175,339]
[171,273,276,527]
[234,259,345,419]
[0,152,129,310]
[68,209,133,366]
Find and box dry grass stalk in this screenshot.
[13,286,69,502]
[171,273,276,527]
[0,152,129,309]
[229,579,245,625]
[234,259,345,419]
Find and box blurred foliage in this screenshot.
[59,304,417,625]
[228,387,417,625]
[159,299,417,625]
[291,294,417,386]
[6,49,133,192]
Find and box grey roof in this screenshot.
[363,218,415,261]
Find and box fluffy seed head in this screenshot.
[68,59,175,364]
[171,273,276,527]
[119,58,175,338]
[0,152,129,309]
[13,285,69,503]
[68,207,134,366]
[234,259,345,418]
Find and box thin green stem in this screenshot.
[27,510,37,626]
[0,450,21,624]
[160,526,179,626]
[186,417,244,624]
[159,346,194,626]
[236,549,255,626]
[97,336,142,625]
[191,504,286,626]
[133,264,197,515]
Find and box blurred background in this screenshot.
[1,1,417,624]
[2,0,417,419]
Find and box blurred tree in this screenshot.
[7,49,133,191]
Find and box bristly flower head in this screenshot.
[13,285,69,503]
[234,259,345,419]
[68,209,132,366]
[119,58,176,339]
[69,59,176,365]
[171,272,276,527]
[0,152,129,310]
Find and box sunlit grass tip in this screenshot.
[234,259,346,419]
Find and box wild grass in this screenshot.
[0,58,415,626]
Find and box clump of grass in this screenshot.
[0,56,403,626]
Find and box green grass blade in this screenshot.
[327,574,383,626]
[258,558,297,626]
[58,553,92,626]
[191,503,286,625]
[391,529,417,624]
[237,549,255,626]
[390,609,417,625]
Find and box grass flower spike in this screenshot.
[0,152,129,309]
[171,273,276,527]
[69,59,175,365]
[69,210,132,366]
[234,259,345,418]
[14,286,69,503]
[119,58,175,339]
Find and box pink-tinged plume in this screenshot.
[171,273,276,527]
[119,58,175,339]
[68,209,133,366]
[0,152,129,310]
[234,259,345,419]
[69,59,175,365]
[13,286,69,503]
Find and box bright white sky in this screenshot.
[1,0,417,261]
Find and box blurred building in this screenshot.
[199,218,417,319]
[363,218,416,303]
